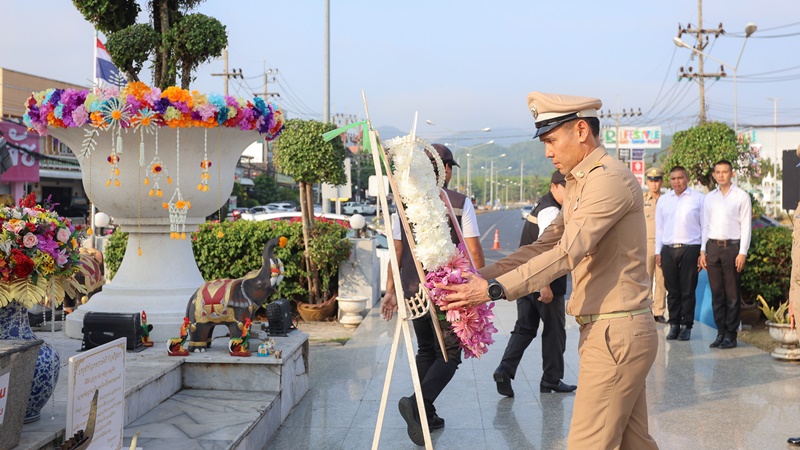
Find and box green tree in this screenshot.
[272,119,346,304]
[663,121,758,190]
[73,0,226,89]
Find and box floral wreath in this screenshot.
[0,193,89,309]
[384,135,496,359]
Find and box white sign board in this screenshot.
[67,338,126,450]
[321,158,353,205]
[0,371,9,426]
[368,175,389,198]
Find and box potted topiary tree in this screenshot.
[271,119,348,319]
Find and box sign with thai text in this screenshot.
[67,338,125,450]
[604,126,662,149]
[0,371,9,426]
[0,121,40,183]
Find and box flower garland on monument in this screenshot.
[385,136,497,359]
[23,82,285,241]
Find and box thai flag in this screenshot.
[95,37,121,86]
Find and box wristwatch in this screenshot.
[487,279,506,300]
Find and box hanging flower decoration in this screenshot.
[163,193,191,240]
[0,193,91,309]
[198,128,211,192]
[22,82,285,149]
[106,153,121,187]
[384,135,497,359]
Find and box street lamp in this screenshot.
[673,22,756,133]
[487,154,506,209]
[447,140,494,198]
[427,120,491,192]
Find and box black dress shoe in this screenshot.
[666,324,680,340]
[677,326,691,341]
[709,335,724,348]
[398,396,425,446]
[493,367,514,397]
[788,436,800,446]
[540,380,577,393]
[719,337,737,349]
[428,413,445,430]
[654,315,667,324]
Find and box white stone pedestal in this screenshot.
[338,238,379,319]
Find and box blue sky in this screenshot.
[2,1,798,142]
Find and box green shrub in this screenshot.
[741,226,791,309]
[104,218,351,304]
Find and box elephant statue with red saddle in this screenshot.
[186,236,286,352]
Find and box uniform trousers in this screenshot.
[706,240,742,338]
[646,238,667,318]
[660,245,701,327]
[498,293,566,384]
[411,312,462,415]
[568,312,659,450]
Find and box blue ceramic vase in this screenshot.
[0,302,60,423]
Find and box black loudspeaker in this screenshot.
[782,149,800,211]
[81,312,144,352]
[265,298,294,336]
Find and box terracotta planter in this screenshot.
[296,297,337,322]
[766,321,800,360]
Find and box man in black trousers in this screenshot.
[493,170,577,396]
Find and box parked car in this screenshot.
[520,204,533,219]
[342,202,376,215]
[266,202,297,212]
[240,211,350,223]
[753,214,782,229]
[248,205,276,215]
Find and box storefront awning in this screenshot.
[39,169,83,180]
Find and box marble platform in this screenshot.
[14,326,309,450]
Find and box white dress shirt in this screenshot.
[537,206,559,239]
[655,188,704,255]
[701,184,752,255]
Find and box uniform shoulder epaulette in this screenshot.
[588,161,605,173]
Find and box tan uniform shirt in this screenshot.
[791,201,800,326]
[644,192,659,243]
[480,146,651,316]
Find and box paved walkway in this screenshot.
[268,299,800,449]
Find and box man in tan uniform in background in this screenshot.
[439,92,659,449]
[788,146,800,447]
[644,167,667,322]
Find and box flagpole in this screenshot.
[90,29,97,245]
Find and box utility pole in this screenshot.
[768,97,781,216]
[253,68,281,172]
[323,0,330,123]
[519,162,524,203]
[333,113,360,201]
[676,0,725,123]
[598,108,642,159]
[211,48,243,96]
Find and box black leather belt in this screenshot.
[664,243,700,248]
[708,239,740,247]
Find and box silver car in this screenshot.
[520,204,533,219]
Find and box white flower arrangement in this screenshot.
[384,135,456,271]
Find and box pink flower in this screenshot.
[56,227,70,243]
[22,233,38,248]
[56,249,69,266]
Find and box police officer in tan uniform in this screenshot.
[644,167,667,322]
[788,146,800,447]
[438,92,659,450]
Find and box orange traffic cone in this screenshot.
[492,229,501,250]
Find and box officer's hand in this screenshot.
[655,254,661,268]
[698,253,707,271]
[735,254,746,272]
[381,291,398,320]
[437,272,491,310]
[539,285,554,304]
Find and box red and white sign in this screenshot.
[630,160,644,186]
[0,121,40,183]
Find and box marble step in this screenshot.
[121,389,280,450]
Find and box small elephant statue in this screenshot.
[186,236,286,352]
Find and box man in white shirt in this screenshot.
[655,166,704,341]
[698,160,752,349]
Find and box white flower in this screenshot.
[385,135,456,271]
